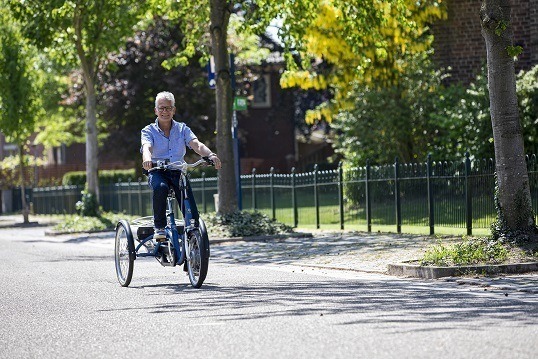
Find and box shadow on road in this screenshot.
[100,275,538,327]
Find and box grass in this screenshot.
[418,237,538,267]
[420,237,509,266]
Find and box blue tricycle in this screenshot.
[114,158,213,288]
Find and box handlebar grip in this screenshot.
[202,156,215,166]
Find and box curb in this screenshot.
[43,228,312,242]
[0,221,41,229]
[44,229,113,236]
[387,261,538,279]
[210,232,313,244]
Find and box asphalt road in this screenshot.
[0,225,537,359]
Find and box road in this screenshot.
[0,225,537,358]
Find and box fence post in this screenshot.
[292,167,298,228]
[117,179,122,213]
[395,157,401,234]
[127,178,133,214]
[270,167,276,220]
[251,168,257,210]
[314,164,320,229]
[338,162,344,230]
[465,152,472,235]
[366,160,371,232]
[202,172,206,213]
[427,154,434,235]
[138,178,143,216]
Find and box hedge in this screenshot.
[62,169,138,186]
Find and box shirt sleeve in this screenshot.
[182,125,198,149]
[140,126,153,153]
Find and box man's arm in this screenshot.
[142,144,153,170]
[188,138,222,169]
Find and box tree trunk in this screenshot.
[74,6,99,203]
[480,0,536,236]
[84,75,100,200]
[18,144,29,224]
[210,0,237,214]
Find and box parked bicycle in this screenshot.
[114,157,214,288]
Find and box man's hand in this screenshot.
[142,144,153,170]
[142,160,153,171]
[209,154,222,169]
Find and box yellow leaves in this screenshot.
[279,0,447,125]
[280,70,328,90]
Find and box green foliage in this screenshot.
[332,61,538,166]
[62,169,137,186]
[75,190,99,217]
[490,175,537,243]
[517,64,538,155]
[332,53,475,164]
[9,0,150,197]
[494,20,508,36]
[0,153,44,188]
[96,18,217,163]
[507,45,523,57]
[0,12,43,145]
[53,212,138,233]
[420,237,508,266]
[204,211,293,238]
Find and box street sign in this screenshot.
[207,57,216,89]
[207,54,235,90]
[233,97,247,111]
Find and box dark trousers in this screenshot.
[148,170,199,229]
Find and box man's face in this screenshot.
[155,99,176,122]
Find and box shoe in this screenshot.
[153,228,167,242]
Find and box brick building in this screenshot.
[432,0,538,84]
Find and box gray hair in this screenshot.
[155,91,175,108]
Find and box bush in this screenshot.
[53,212,138,233]
[75,190,100,217]
[203,211,293,238]
[62,169,137,186]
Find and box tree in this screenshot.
[0,14,43,223]
[150,0,418,214]
[480,0,537,239]
[278,0,445,123]
[9,0,149,214]
[88,18,218,167]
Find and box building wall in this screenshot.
[238,70,296,173]
[432,0,538,84]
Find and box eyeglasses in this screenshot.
[157,106,174,112]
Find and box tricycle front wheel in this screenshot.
[185,227,209,288]
[115,220,135,287]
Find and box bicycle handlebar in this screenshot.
[147,157,214,173]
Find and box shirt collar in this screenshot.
[154,118,177,134]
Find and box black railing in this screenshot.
[13,154,538,235]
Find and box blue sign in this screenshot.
[207,57,216,89]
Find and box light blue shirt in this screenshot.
[140,118,197,163]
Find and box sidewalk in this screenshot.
[211,230,538,294]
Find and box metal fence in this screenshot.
[16,154,538,235]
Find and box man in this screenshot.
[141,91,221,241]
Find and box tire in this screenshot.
[185,229,209,288]
[115,220,135,287]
